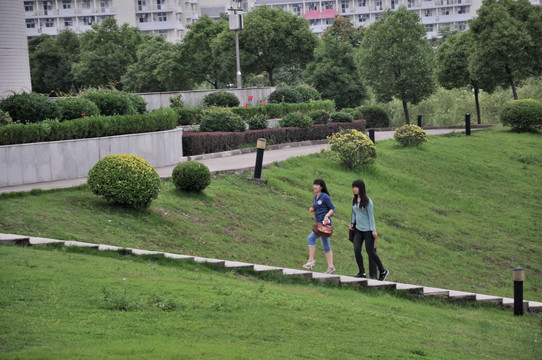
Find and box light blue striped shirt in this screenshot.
[351,198,376,231]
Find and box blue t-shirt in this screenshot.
[313,193,335,225]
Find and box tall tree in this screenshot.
[469,0,542,100]
[181,15,229,89]
[322,15,364,47]
[72,18,146,89]
[358,8,435,124]
[436,31,482,124]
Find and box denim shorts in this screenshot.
[307,232,331,253]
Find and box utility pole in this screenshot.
[228,0,244,89]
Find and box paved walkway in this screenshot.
[1,232,540,314]
[0,128,464,194]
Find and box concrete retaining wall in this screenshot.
[137,87,275,110]
[0,128,183,188]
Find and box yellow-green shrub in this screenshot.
[328,129,376,169]
[394,124,427,147]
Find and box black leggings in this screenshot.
[353,229,384,276]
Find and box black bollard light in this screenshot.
[253,138,266,179]
[513,267,524,316]
[465,113,471,136]
[368,129,375,143]
[417,115,422,128]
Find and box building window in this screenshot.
[82,16,94,25]
[43,1,52,15]
[309,19,320,25]
[341,0,349,12]
[358,0,366,6]
[26,19,35,28]
[407,0,415,7]
[426,24,434,32]
[358,14,367,22]
[457,6,469,14]
[441,8,450,15]
[138,0,147,10]
[322,1,334,9]
[424,9,433,17]
[139,13,149,22]
[158,30,168,38]
[375,0,382,10]
[45,18,55,27]
[391,0,398,9]
[308,2,318,10]
[157,12,167,21]
[100,1,110,12]
[64,18,73,26]
[24,2,34,12]
[325,18,333,25]
[292,4,302,16]
[82,0,91,9]
[63,0,72,9]
[157,0,165,9]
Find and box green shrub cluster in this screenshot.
[341,108,363,120]
[279,112,313,129]
[246,114,268,130]
[0,109,13,126]
[88,154,161,209]
[357,105,390,128]
[0,92,58,123]
[500,99,542,131]
[269,88,303,104]
[54,97,100,121]
[330,111,354,123]
[0,108,177,145]
[394,124,427,147]
[308,110,330,124]
[202,92,240,108]
[292,85,321,102]
[169,94,185,108]
[126,93,147,114]
[82,90,144,116]
[199,108,246,132]
[328,129,376,169]
[172,161,211,192]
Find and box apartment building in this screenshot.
[22,0,201,42]
[199,0,250,21]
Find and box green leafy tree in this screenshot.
[72,18,146,89]
[122,36,192,92]
[181,15,229,89]
[358,8,435,124]
[469,0,542,100]
[321,15,364,47]
[436,31,482,124]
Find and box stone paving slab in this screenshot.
[395,283,424,295]
[311,272,341,284]
[29,237,65,245]
[162,252,194,260]
[193,257,226,266]
[129,249,163,256]
[528,301,542,312]
[475,294,503,304]
[64,240,99,248]
[253,265,282,273]
[0,233,30,246]
[224,261,255,269]
[339,276,368,287]
[448,290,477,300]
[366,279,397,289]
[501,297,529,309]
[423,287,450,297]
[282,268,313,280]
[98,244,123,251]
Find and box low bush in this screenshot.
[500,99,542,131]
[328,129,376,169]
[54,97,100,121]
[183,120,366,156]
[172,161,211,192]
[199,108,246,132]
[308,110,330,125]
[0,108,177,145]
[293,85,321,102]
[126,93,147,114]
[0,92,57,123]
[394,124,427,147]
[247,114,268,130]
[342,108,363,120]
[202,92,240,108]
[357,105,390,128]
[175,108,205,126]
[82,90,136,116]
[330,111,354,123]
[269,88,303,104]
[169,94,185,108]
[0,109,13,126]
[87,154,161,209]
[279,112,313,129]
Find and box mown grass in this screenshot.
[0,244,541,359]
[0,127,540,301]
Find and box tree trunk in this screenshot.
[505,67,518,100]
[267,68,275,87]
[474,86,481,125]
[402,100,410,124]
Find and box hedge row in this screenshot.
[0,108,177,146]
[175,100,335,126]
[183,120,366,156]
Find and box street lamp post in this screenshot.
[228,0,244,89]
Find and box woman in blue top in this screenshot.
[349,179,389,281]
[303,179,336,274]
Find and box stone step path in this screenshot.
[1,232,540,314]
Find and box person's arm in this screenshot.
[367,199,378,240]
[323,195,335,224]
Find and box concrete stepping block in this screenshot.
[193,257,226,266]
[224,261,255,269]
[475,294,503,304]
[29,237,65,245]
[422,287,449,297]
[365,279,397,289]
[311,272,341,285]
[64,240,99,248]
[130,249,163,256]
[282,268,313,280]
[0,233,30,246]
[253,265,283,273]
[448,290,476,300]
[162,252,194,260]
[528,301,542,313]
[339,276,368,287]
[395,283,424,295]
[98,244,123,251]
[501,297,529,309]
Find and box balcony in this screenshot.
[421,0,436,8]
[137,20,182,31]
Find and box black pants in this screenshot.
[353,229,384,277]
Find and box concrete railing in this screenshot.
[0,127,183,188]
[136,87,275,110]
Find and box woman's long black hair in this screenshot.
[352,179,369,208]
[313,179,330,196]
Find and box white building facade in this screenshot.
[22,0,201,42]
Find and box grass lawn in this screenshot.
[0,127,541,301]
[1,244,541,359]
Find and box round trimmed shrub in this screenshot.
[54,97,100,121]
[199,108,246,132]
[328,129,376,169]
[126,93,147,114]
[500,99,542,131]
[202,92,240,108]
[172,161,211,192]
[293,85,321,102]
[269,88,303,104]
[0,109,13,126]
[82,90,136,116]
[0,92,57,123]
[308,110,330,124]
[87,154,161,209]
[169,94,185,108]
[279,112,313,129]
[330,111,354,123]
[394,124,427,147]
[247,114,268,130]
[357,105,390,128]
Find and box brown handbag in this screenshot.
[313,222,333,238]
